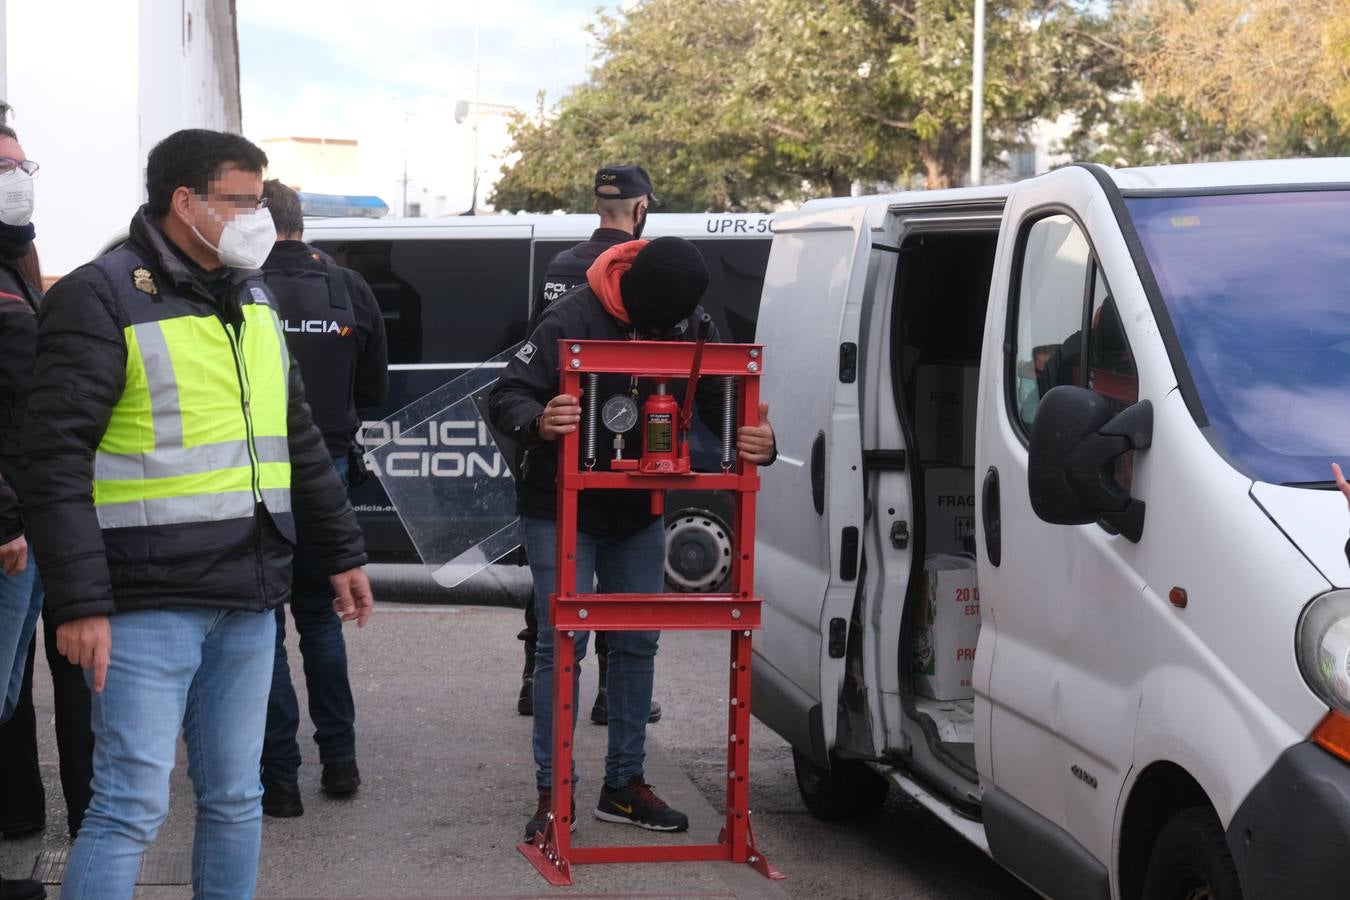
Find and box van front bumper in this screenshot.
[1226,741,1350,896]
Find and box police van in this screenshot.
[751,159,1350,899]
[302,212,773,588]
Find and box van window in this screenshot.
[1087,266,1138,489]
[316,238,531,365]
[1127,189,1350,485]
[1012,214,1091,431]
[1087,267,1137,410]
[699,239,772,343]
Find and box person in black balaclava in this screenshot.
[490,236,776,842]
[0,123,55,900]
[515,165,659,725]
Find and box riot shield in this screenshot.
[366,343,526,588]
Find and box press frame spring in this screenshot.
[720,376,736,470]
[583,372,600,468]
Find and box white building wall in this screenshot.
[4,0,239,276]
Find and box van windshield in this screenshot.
[1126,190,1350,486]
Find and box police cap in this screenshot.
[594,165,655,201]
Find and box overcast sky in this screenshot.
[237,0,618,210]
[238,0,612,135]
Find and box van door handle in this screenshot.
[810,431,826,516]
[982,466,1001,567]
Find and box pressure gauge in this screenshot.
[602,395,639,434]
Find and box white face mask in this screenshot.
[192,202,275,269]
[0,171,35,227]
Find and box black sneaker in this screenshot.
[524,789,576,841]
[590,690,662,725]
[261,775,303,819]
[321,762,361,797]
[594,777,688,832]
[0,874,45,900]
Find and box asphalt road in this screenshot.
[0,567,1035,898]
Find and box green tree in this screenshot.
[1064,94,1268,166]
[1061,0,1350,166]
[1134,0,1350,137]
[491,0,1117,211]
[492,0,775,212]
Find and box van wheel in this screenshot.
[791,749,889,821]
[1141,806,1243,900]
[664,509,733,593]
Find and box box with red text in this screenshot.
[911,566,981,701]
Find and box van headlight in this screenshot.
[1296,590,1350,714]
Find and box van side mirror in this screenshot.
[1027,386,1152,542]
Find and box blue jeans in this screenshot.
[522,516,663,792]
[263,456,355,780]
[61,607,276,900]
[0,560,43,723]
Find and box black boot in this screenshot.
[0,874,46,900]
[261,772,303,818]
[590,641,661,724]
[590,644,610,724]
[518,636,537,716]
[590,691,662,725]
[321,762,361,797]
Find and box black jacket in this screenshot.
[527,227,633,335]
[0,247,39,545]
[20,208,367,627]
[261,240,388,457]
[489,284,732,537]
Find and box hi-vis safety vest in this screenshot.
[90,248,293,538]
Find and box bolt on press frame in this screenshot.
[518,327,782,885]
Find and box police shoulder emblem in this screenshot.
[131,267,158,295]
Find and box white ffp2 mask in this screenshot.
[193,205,276,269]
[0,171,35,227]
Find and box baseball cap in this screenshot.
[594,165,655,201]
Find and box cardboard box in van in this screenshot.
[925,467,976,557]
[912,566,981,701]
[914,365,978,466]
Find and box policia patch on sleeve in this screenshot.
[132,267,158,296]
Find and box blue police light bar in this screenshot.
[298,192,389,219]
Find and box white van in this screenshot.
[302,213,773,586]
[751,159,1350,899]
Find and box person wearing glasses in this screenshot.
[20,129,374,899]
[0,124,51,900]
[0,129,96,860]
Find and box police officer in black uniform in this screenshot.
[257,180,388,817]
[517,166,661,727]
[526,165,653,335]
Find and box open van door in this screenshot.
[752,207,870,766]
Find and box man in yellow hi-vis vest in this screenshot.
[20,129,373,900]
